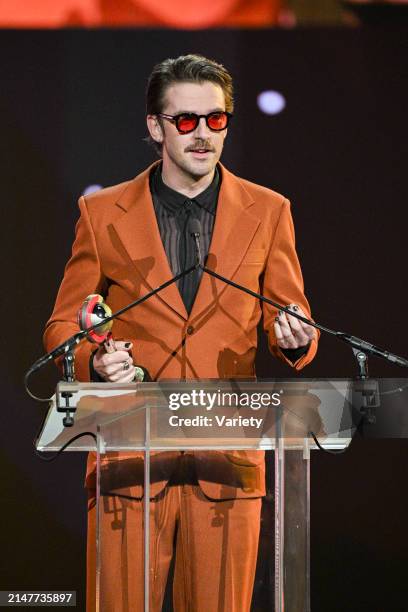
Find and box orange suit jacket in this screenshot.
[44,161,318,500]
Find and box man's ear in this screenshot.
[146,115,164,144]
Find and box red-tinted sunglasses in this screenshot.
[158,111,232,134]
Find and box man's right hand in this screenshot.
[93,341,135,383]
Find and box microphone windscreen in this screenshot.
[189,218,202,236]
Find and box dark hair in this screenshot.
[145,54,234,153]
[146,54,234,115]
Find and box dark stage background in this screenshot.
[1,28,408,611]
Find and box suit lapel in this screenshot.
[190,164,260,320]
[112,162,188,320]
[111,162,260,323]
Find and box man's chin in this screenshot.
[184,158,218,180]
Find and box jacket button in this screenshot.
[186,325,194,335]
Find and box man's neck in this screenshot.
[161,165,215,199]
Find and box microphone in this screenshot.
[26,258,199,381]
[336,333,408,368]
[27,295,113,377]
[189,218,202,268]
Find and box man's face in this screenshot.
[148,81,228,182]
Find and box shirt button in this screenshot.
[186,325,194,335]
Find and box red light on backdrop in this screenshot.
[0,0,282,28]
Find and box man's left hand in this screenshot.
[274,304,316,349]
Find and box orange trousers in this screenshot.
[87,456,261,612]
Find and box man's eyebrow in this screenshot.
[171,108,226,115]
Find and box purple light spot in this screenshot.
[83,184,103,196]
[257,91,286,115]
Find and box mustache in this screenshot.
[185,141,215,152]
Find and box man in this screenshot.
[44,54,317,611]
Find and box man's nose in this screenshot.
[194,116,211,139]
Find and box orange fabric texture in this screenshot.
[44,161,317,380]
[87,469,262,611]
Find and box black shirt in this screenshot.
[150,164,219,314]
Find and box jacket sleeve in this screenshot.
[43,196,107,381]
[262,198,319,370]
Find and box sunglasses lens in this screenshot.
[173,112,229,133]
[207,112,228,130]
[177,114,198,133]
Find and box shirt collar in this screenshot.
[151,163,220,216]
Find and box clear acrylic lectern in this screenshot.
[37,378,371,612]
